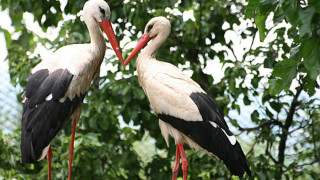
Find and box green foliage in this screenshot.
[247,0,320,94]
[1,0,320,179]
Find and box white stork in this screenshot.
[20,0,124,179]
[123,16,251,179]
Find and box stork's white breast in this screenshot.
[138,60,204,122]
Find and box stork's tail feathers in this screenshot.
[21,135,38,163]
[223,142,251,177]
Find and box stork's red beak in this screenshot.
[122,34,152,67]
[100,19,124,65]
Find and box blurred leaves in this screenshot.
[1,0,320,179]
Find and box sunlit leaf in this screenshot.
[255,13,267,41]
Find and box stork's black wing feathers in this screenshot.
[25,69,48,98]
[52,69,74,100]
[21,69,84,163]
[157,92,251,177]
[189,92,232,135]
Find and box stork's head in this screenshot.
[83,0,110,23]
[144,16,171,40]
[123,17,171,67]
[83,0,124,64]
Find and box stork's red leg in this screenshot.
[172,145,181,180]
[68,116,78,180]
[178,143,188,180]
[47,146,53,180]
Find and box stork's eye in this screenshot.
[147,24,154,33]
[99,6,105,14]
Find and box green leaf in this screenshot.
[98,117,109,130]
[273,58,297,78]
[122,93,132,103]
[132,86,145,100]
[266,108,274,118]
[271,58,297,92]
[264,57,274,69]
[121,85,130,95]
[243,95,251,105]
[270,71,296,94]
[282,0,299,26]
[269,79,284,95]
[245,0,259,18]
[301,38,320,79]
[1,29,12,46]
[309,0,320,13]
[89,117,97,129]
[303,48,320,79]
[298,7,316,37]
[200,21,210,36]
[290,45,300,59]
[251,110,260,123]
[270,101,282,112]
[259,0,276,15]
[255,13,267,41]
[251,76,260,88]
[111,10,117,22]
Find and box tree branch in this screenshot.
[225,43,239,62]
[243,27,257,61]
[266,141,278,164]
[238,119,282,131]
[311,117,319,161]
[246,133,259,156]
[296,159,319,169]
[277,86,303,175]
[289,117,311,134]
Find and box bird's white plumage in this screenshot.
[25,0,110,161]
[159,120,202,151]
[135,17,238,150]
[138,58,204,122]
[45,94,53,101]
[126,16,251,178]
[209,121,217,128]
[222,129,236,145]
[32,43,104,101]
[134,18,207,146]
[38,145,50,161]
[29,0,110,102]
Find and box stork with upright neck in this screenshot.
[20,0,124,179]
[123,16,251,179]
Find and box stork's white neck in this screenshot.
[86,18,106,59]
[143,34,167,58]
[135,33,167,90]
[136,33,168,72]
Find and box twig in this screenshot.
[243,27,257,61]
[277,85,303,177]
[296,159,319,168]
[311,117,319,161]
[266,141,278,164]
[225,43,239,62]
[246,133,259,156]
[238,120,282,131]
[289,117,311,134]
